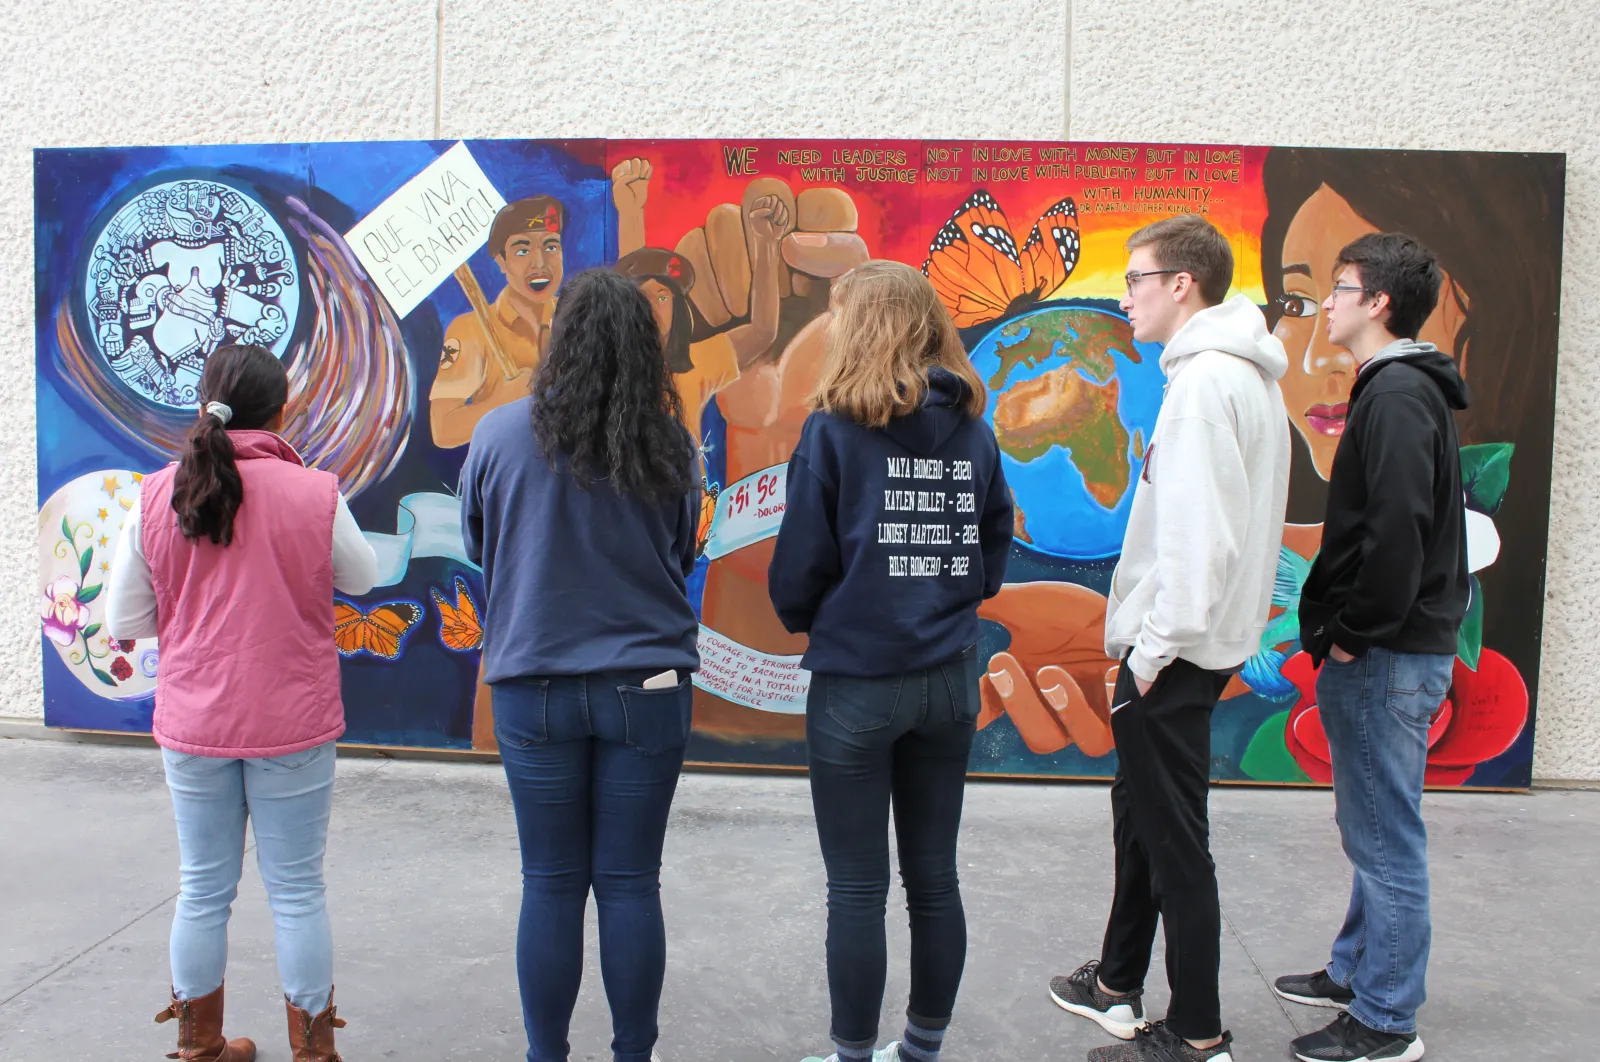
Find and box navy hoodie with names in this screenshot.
[768,367,1014,677]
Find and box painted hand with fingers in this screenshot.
[976,581,1117,757]
[610,157,652,212]
[747,194,791,244]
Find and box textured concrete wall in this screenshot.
[1070,0,1600,779]
[0,1,1066,719]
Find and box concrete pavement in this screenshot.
[2,735,1596,1060]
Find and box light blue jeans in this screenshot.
[162,741,337,1014]
[1316,647,1454,1035]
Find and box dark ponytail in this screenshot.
[171,344,290,545]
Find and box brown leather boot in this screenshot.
[285,986,346,1061]
[153,983,257,1061]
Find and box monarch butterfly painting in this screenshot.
[333,600,422,660]
[430,576,484,652]
[922,190,1080,328]
[696,478,720,559]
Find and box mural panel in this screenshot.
[34,138,1562,786]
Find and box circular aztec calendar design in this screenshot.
[82,179,300,409]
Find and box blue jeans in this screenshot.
[806,647,979,1051]
[162,741,337,1015]
[493,670,692,1062]
[1316,647,1453,1034]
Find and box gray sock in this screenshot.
[899,1018,947,1061]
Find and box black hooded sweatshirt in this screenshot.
[768,367,1014,677]
[1298,342,1471,664]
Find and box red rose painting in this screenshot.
[1281,649,1530,786]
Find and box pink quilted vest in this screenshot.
[141,431,344,757]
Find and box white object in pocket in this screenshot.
[642,669,678,690]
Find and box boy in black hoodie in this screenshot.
[1274,233,1469,1062]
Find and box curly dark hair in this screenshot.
[530,268,695,502]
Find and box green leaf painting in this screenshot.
[1460,443,1514,515]
[1457,574,1484,671]
[1241,711,1312,783]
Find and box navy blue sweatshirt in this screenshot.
[768,367,1014,677]
[460,398,700,681]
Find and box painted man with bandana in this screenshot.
[428,195,567,449]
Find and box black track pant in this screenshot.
[1099,657,1232,1041]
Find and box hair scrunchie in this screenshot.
[204,401,233,425]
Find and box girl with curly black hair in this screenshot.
[459,267,700,1062]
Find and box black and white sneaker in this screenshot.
[1049,959,1147,1040]
[1291,1012,1423,1062]
[1274,969,1355,1010]
[1086,1021,1234,1062]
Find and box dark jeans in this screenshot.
[1318,647,1452,1035]
[806,646,979,1050]
[493,670,692,1062]
[1100,657,1232,1042]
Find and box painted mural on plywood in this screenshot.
[33,139,1562,786]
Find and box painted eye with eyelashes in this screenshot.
[1275,293,1320,319]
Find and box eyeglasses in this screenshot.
[1124,269,1180,291]
[1329,284,1370,298]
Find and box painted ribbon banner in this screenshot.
[363,493,481,588]
[702,464,787,561]
[693,626,810,715]
[34,137,1562,786]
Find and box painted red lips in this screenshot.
[1305,402,1348,436]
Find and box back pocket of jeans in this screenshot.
[493,679,551,748]
[1386,655,1453,728]
[617,676,693,756]
[824,673,904,734]
[941,646,981,724]
[260,742,334,772]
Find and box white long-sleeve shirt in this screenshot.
[105,495,380,640]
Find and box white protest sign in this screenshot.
[345,141,506,318]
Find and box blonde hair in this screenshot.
[811,260,986,428]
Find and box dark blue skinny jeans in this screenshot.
[494,669,692,1062]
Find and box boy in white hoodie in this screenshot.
[1049,216,1290,1062]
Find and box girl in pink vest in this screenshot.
[106,343,378,1062]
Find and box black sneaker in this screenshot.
[1291,1012,1423,1062]
[1086,1021,1235,1062]
[1274,969,1355,1010]
[1049,959,1147,1039]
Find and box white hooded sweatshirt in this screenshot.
[1105,294,1291,683]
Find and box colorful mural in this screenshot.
[34,139,1563,786]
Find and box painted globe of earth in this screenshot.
[967,304,1165,560]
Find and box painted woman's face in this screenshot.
[639,278,674,340]
[1274,184,1465,480]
